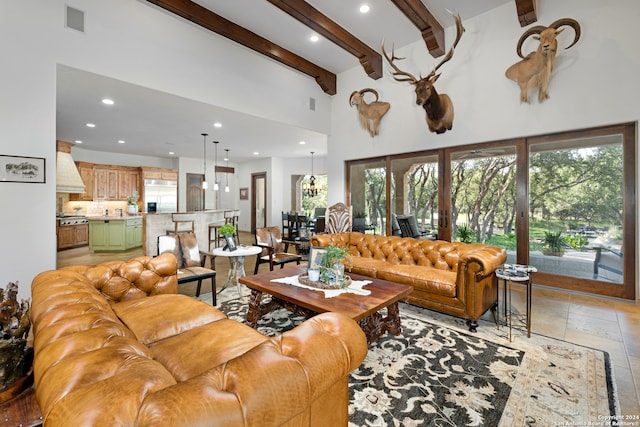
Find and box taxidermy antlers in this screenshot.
[505,18,581,103]
[349,88,390,137]
[382,13,465,134]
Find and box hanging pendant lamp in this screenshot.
[213,141,220,191]
[224,149,230,193]
[201,133,208,189]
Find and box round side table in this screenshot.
[496,264,537,341]
[212,245,262,298]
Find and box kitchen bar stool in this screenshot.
[167,213,195,235]
[208,210,233,250]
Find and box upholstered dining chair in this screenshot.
[326,202,352,234]
[254,226,302,274]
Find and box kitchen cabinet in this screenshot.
[140,167,178,181]
[89,217,141,252]
[93,167,139,201]
[118,170,140,200]
[57,223,89,251]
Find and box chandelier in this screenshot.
[303,151,318,197]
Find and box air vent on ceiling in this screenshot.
[309,97,316,111]
[65,5,85,33]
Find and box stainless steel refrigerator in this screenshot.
[143,179,177,213]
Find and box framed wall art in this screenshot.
[239,187,248,200]
[0,155,46,183]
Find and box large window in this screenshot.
[346,123,636,300]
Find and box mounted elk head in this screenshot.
[382,13,465,134]
[349,88,391,137]
[505,18,581,103]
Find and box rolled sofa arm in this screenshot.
[457,243,507,276]
[136,312,368,426]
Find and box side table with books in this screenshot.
[495,264,537,341]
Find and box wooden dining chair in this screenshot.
[253,226,302,274]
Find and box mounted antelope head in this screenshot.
[382,13,465,134]
[349,88,391,137]
[505,18,581,103]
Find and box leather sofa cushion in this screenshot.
[149,319,269,381]
[113,294,226,345]
[376,265,457,297]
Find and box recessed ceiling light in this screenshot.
[118,140,125,144]
[213,122,222,128]
[75,140,83,144]
[169,151,175,155]
[360,4,370,14]
[253,152,259,155]
[299,141,306,145]
[309,34,319,42]
[86,123,95,128]
[101,98,114,105]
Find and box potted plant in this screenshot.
[319,245,352,287]
[542,230,566,256]
[455,224,474,243]
[218,223,236,237]
[127,191,140,215]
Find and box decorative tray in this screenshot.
[298,274,352,289]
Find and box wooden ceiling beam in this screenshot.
[514,0,537,27]
[265,0,382,79]
[145,0,337,94]
[389,0,445,57]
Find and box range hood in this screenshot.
[56,140,86,193]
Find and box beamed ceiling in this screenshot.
[56,0,539,160]
[145,0,537,95]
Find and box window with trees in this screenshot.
[346,123,635,300]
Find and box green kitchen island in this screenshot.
[89,216,143,252]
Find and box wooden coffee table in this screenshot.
[238,265,412,343]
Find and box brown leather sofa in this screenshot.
[310,232,507,331]
[30,253,368,426]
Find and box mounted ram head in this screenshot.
[382,13,465,134]
[505,18,581,103]
[349,88,390,137]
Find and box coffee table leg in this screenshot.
[359,302,402,344]
[246,289,263,328]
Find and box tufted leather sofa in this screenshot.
[30,253,368,426]
[310,232,507,331]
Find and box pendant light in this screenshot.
[224,149,230,192]
[303,151,318,197]
[201,133,208,189]
[213,141,220,191]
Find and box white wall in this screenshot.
[0,0,331,300]
[327,0,640,204]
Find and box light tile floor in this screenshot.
[57,234,640,416]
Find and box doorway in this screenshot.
[251,172,267,232]
[186,173,204,211]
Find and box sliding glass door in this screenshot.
[526,125,635,299]
[346,122,636,300]
[449,147,517,254]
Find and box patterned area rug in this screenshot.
[205,293,619,427]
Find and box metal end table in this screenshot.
[496,264,537,341]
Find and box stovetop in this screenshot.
[58,216,89,226]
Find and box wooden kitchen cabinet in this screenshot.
[57,223,89,251]
[93,167,138,201]
[118,169,140,200]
